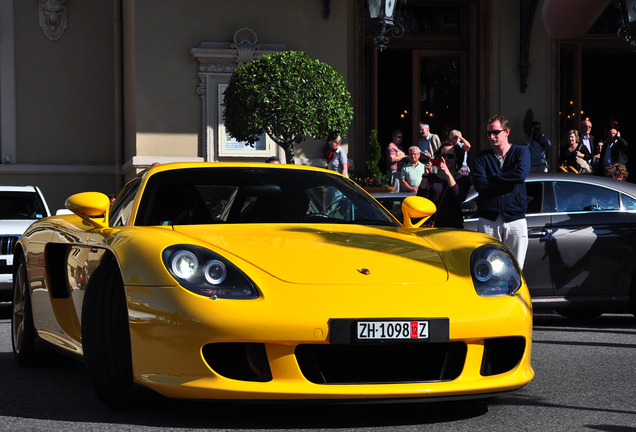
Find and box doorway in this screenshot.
[374,50,468,172]
[412,50,467,148]
[557,3,636,181]
[361,1,480,173]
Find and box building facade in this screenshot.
[0,0,633,210]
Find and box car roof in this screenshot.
[144,162,334,174]
[525,173,636,196]
[120,162,350,194]
[373,174,636,201]
[0,185,38,192]
[132,162,343,185]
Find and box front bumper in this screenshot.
[125,279,534,401]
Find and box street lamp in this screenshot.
[361,0,406,51]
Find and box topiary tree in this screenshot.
[222,51,353,164]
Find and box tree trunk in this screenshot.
[281,142,295,164]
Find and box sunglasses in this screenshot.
[485,130,505,136]
[441,153,455,159]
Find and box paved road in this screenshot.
[1,304,636,431]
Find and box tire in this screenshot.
[81,260,135,409]
[11,254,38,365]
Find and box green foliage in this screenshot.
[523,109,535,136]
[350,130,390,188]
[222,51,353,164]
[366,130,383,178]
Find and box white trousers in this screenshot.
[478,215,528,269]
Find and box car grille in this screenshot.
[0,236,19,255]
[295,342,467,384]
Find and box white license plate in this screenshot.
[357,320,429,340]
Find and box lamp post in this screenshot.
[362,0,406,51]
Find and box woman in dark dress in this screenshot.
[417,141,471,228]
[559,129,592,173]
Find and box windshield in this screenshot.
[135,167,397,226]
[0,191,47,220]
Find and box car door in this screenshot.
[522,181,553,297]
[549,180,636,298]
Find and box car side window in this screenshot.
[622,194,636,210]
[526,182,543,214]
[109,180,141,227]
[554,181,620,212]
[462,182,542,219]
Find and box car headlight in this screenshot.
[162,245,258,299]
[470,245,522,297]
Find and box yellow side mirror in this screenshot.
[65,192,110,229]
[402,196,436,228]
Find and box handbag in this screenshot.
[576,157,592,174]
[575,144,592,174]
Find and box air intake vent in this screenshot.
[296,342,466,384]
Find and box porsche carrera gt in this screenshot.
[12,162,533,408]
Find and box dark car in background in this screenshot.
[373,174,636,318]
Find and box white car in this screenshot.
[0,186,50,300]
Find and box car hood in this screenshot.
[0,219,38,235]
[171,224,448,285]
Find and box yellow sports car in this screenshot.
[12,162,533,408]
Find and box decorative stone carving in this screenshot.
[230,28,261,66]
[199,61,240,74]
[39,0,67,41]
[191,29,286,162]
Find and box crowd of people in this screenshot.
[381,116,531,268]
[559,120,629,180]
[263,114,629,270]
[385,119,629,201]
[380,115,632,270]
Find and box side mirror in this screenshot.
[65,192,110,229]
[402,196,436,228]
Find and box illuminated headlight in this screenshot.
[470,245,522,297]
[163,245,258,299]
[171,251,198,279]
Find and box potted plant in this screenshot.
[350,130,393,192]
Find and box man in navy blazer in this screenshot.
[473,115,531,269]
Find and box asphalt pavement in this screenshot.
[1,304,635,431]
